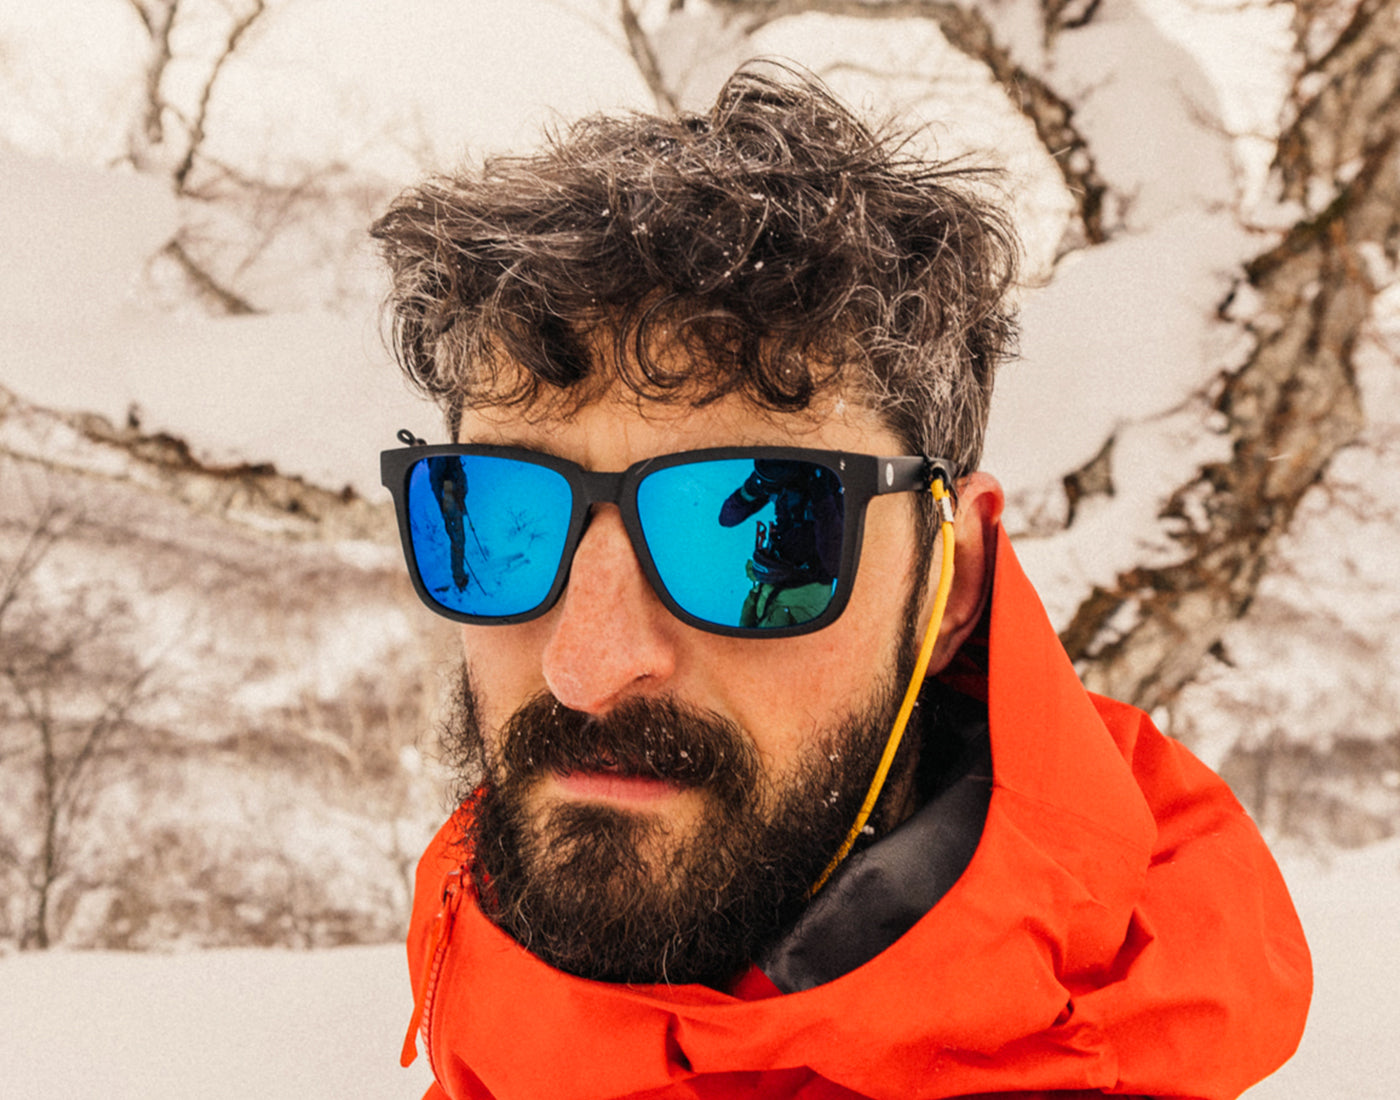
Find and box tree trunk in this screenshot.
[1060,0,1399,710]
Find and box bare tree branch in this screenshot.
[1040,0,1102,41]
[125,0,179,155]
[0,503,67,631]
[172,0,269,193]
[620,0,681,115]
[1,494,158,948]
[124,0,158,34]
[117,0,276,312]
[158,236,259,314]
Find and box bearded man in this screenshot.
[371,64,1310,1100]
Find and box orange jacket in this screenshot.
[403,529,1311,1099]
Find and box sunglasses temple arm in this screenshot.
[873,456,957,504]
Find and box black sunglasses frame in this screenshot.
[380,442,949,638]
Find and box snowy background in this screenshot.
[1,0,1397,1095]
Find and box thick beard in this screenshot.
[440,625,919,988]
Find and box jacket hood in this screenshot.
[406,526,1311,1100]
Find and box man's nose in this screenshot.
[540,507,678,714]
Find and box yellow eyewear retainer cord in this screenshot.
[810,475,956,895]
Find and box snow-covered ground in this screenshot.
[0,942,434,1098]
[1245,842,1400,1099]
[0,840,1395,1099]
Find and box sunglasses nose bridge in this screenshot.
[569,469,630,540]
[566,466,645,568]
[573,468,628,507]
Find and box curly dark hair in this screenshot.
[370,62,1019,475]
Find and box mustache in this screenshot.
[494,692,761,802]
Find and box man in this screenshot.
[372,65,1310,1100]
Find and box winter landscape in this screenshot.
[1,0,1397,1096]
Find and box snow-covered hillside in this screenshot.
[0,381,457,951]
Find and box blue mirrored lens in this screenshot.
[406,455,572,618]
[637,458,845,630]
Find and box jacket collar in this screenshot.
[756,684,993,992]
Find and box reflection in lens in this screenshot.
[638,458,844,629]
[407,456,572,618]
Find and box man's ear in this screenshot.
[926,472,1004,671]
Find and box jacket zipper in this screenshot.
[401,867,465,1075]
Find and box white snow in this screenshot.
[1009,401,1234,631]
[0,944,434,1099]
[984,209,1253,492]
[1243,841,1400,1099]
[0,146,438,497]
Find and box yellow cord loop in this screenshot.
[809,477,956,895]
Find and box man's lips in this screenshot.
[550,769,686,804]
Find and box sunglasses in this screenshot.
[380,436,948,638]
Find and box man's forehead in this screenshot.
[454,385,897,456]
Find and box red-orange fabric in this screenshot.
[405,528,1311,1100]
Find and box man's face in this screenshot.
[446,386,937,986]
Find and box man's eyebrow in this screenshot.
[453,434,795,468]
[457,434,567,460]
